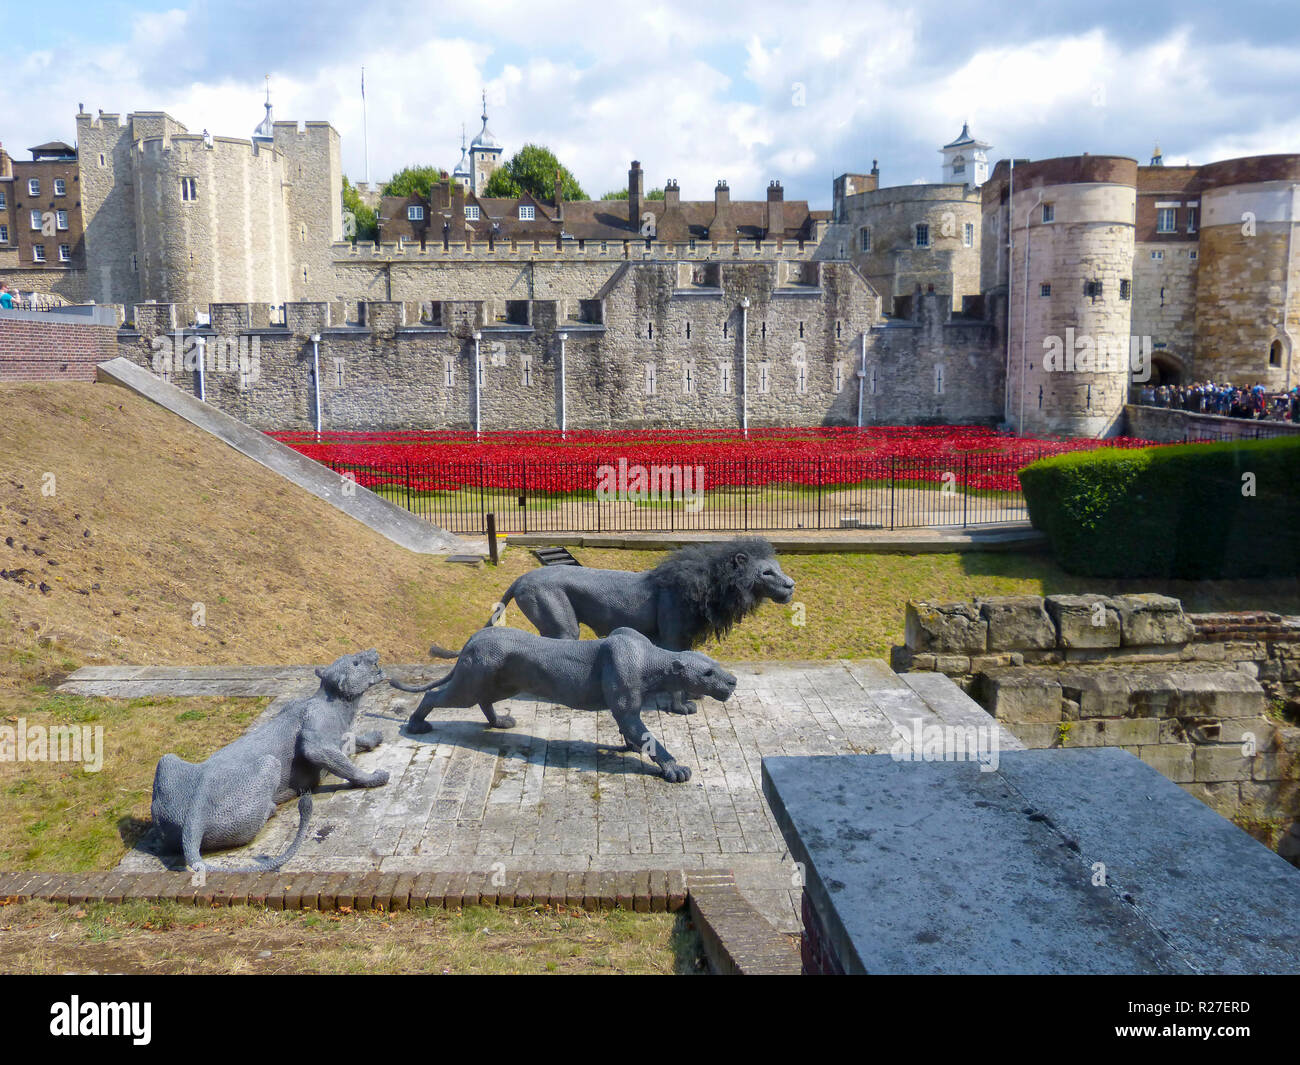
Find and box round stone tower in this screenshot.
[999,155,1138,437]
[1192,154,1300,389]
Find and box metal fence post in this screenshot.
[889,456,896,531]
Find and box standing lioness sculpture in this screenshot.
[150,650,390,872]
[393,627,736,782]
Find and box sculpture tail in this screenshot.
[390,668,455,693]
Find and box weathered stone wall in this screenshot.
[1132,241,1198,379]
[893,594,1300,850]
[818,183,982,313]
[1123,403,1300,442]
[116,262,1008,431]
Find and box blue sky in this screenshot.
[5,1,1298,204]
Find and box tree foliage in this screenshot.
[381,165,446,199]
[600,187,665,200]
[341,176,378,242]
[484,144,587,201]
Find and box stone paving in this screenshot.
[65,659,1020,933]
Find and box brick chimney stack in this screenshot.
[707,180,732,241]
[628,160,644,232]
[663,178,680,210]
[766,180,784,239]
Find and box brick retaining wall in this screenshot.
[0,311,119,382]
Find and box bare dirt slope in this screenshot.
[0,382,533,684]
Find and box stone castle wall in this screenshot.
[1132,241,1198,379]
[116,261,1007,431]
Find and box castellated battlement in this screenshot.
[116,262,1005,433]
[333,238,817,262]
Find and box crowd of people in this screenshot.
[1136,381,1300,422]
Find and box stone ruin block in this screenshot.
[978,596,1056,651]
[1167,669,1265,720]
[1045,594,1120,649]
[1110,593,1195,647]
[904,601,988,655]
[1057,668,1131,719]
[976,669,1062,725]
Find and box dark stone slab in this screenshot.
[763,748,1300,975]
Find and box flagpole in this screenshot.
[362,66,370,188]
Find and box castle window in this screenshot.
[860,226,872,253]
[32,245,45,262]
[1041,203,1054,223]
[1119,279,1131,300]
[465,206,480,220]
[58,244,70,262]
[0,191,5,209]
[644,362,657,395]
[181,177,198,202]
[131,253,137,272]
[29,209,41,230]
[1189,250,1198,261]
[54,178,66,197]
[335,358,345,387]
[1156,207,1176,233]
[1039,283,1051,297]
[685,322,691,339]
[1186,207,1198,234]
[1150,250,1165,261]
[757,362,770,393]
[27,178,39,197]
[1084,280,1103,301]
[934,364,944,394]
[964,222,975,247]
[519,205,535,221]
[407,206,424,221]
[97,152,106,168]
[914,224,930,248]
[683,362,695,393]
[0,225,7,244]
[718,361,731,393]
[796,363,807,394]
[833,361,845,394]
[1270,340,1283,367]
[56,210,68,231]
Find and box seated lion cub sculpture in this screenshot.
[392,627,736,782]
[150,649,390,873]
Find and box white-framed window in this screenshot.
[519,205,535,220]
[963,222,974,247]
[1041,203,1055,223]
[0,224,7,243]
[1156,207,1176,233]
[859,226,871,253]
[914,223,930,248]
[29,209,42,230]
[55,210,68,230]
[1186,206,1198,234]
[58,243,70,262]
[180,177,198,201]
[27,178,39,196]
[54,178,66,196]
[1150,250,1164,261]
[32,245,45,262]
[407,205,424,221]
[465,205,480,220]
[0,190,6,209]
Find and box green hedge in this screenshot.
[1019,436,1300,578]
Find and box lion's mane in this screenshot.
[647,537,777,646]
